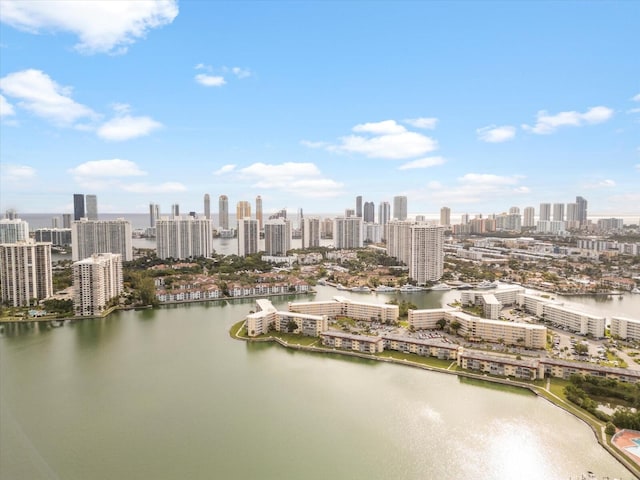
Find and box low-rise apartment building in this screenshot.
[289,296,399,324]
[382,334,459,360]
[245,299,328,337]
[610,316,640,341]
[320,331,384,354]
[457,350,544,380]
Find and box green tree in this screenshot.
[436,318,446,330]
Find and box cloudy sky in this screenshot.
[0,1,638,217]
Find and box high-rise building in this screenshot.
[51,217,59,228]
[86,194,98,220]
[496,212,522,232]
[539,203,551,222]
[62,214,72,229]
[363,222,382,243]
[204,194,211,220]
[576,196,588,226]
[236,201,251,221]
[440,207,451,226]
[256,196,263,231]
[553,203,564,222]
[320,218,333,239]
[345,208,355,218]
[71,219,133,261]
[523,207,535,227]
[35,228,72,246]
[171,204,180,218]
[5,209,17,220]
[378,202,390,226]
[410,225,444,284]
[0,218,29,243]
[393,196,408,220]
[219,195,229,230]
[73,194,85,221]
[461,213,470,225]
[386,220,413,266]
[237,218,258,257]
[509,206,520,215]
[334,216,363,249]
[73,253,123,317]
[264,218,291,256]
[363,201,375,223]
[0,241,53,307]
[356,196,363,218]
[302,217,321,248]
[149,203,160,228]
[156,217,212,260]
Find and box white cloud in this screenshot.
[121,182,186,193]
[0,163,36,181]
[195,74,226,87]
[68,159,147,178]
[213,164,236,175]
[238,162,343,197]
[0,94,15,117]
[632,93,640,102]
[476,125,516,143]
[353,120,407,135]
[398,156,446,170]
[458,173,522,185]
[636,163,640,171]
[404,117,438,129]
[0,0,178,54]
[231,67,251,79]
[584,178,616,189]
[0,69,96,125]
[522,106,614,134]
[97,115,162,141]
[300,140,327,149]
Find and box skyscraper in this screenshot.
[71,218,133,261]
[378,202,391,240]
[149,203,160,228]
[393,196,407,220]
[264,218,291,256]
[86,194,98,220]
[552,203,565,222]
[73,253,123,316]
[0,217,29,243]
[539,203,551,222]
[73,194,85,221]
[256,195,263,231]
[302,217,321,248]
[236,201,251,221]
[410,224,444,284]
[363,201,375,223]
[356,195,363,218]
[386,220,413,266]
[237,218,258,257]
[440,207,451,226]
[219,195,229,230]
[576,196,588,226]
[62,214,71,229]
[204,194,211,220]
[523,207,535,227]
[156,216,213,260]
[334,216,363,249]
[0,241,53,307]
[171,204,180,218]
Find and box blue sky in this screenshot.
[1,1,638,218]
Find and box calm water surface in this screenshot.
[0,288,634,480]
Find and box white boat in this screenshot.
[336,284,349,291]
[457,283,472,290]
[430,283,452,291]
[398,284,423,292]
[350,286,371,293]
[475,280,498,289]
[374,285,397,292]
[632,287,640,294]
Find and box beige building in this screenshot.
[610,316,640,341]
[458,350,544,380]
[321,331,384,353]
[382,335,459,360]
[0,241,53,307]
[408,307,457,330]
[73,253,123,317]
[245,299,328,337]
[289,296,399,324]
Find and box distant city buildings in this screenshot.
[155,216,213,260]
[302,217,321,248]
[355,195,363,218]
[264,218,291,256]
[256,195,263,231]
[71,218,133,261]
[219,195,229,230]
[0,241,53,307]
[73,193,85,221]
[149,203,160,228]
[363,201,375,223]
[35,228,72,246]
[86,194,98,220]
[393,195,407,220]
[236,201,251,221]
[204,194,211,220]
[334,216,363,249]
[73,253,123,317]
[237,218,258,257]
[440,206,451,227]
[523,207,535,228]
[539,203,551,222]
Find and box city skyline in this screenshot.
[0,2,639,215]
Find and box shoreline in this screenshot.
[230,321,640,479]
